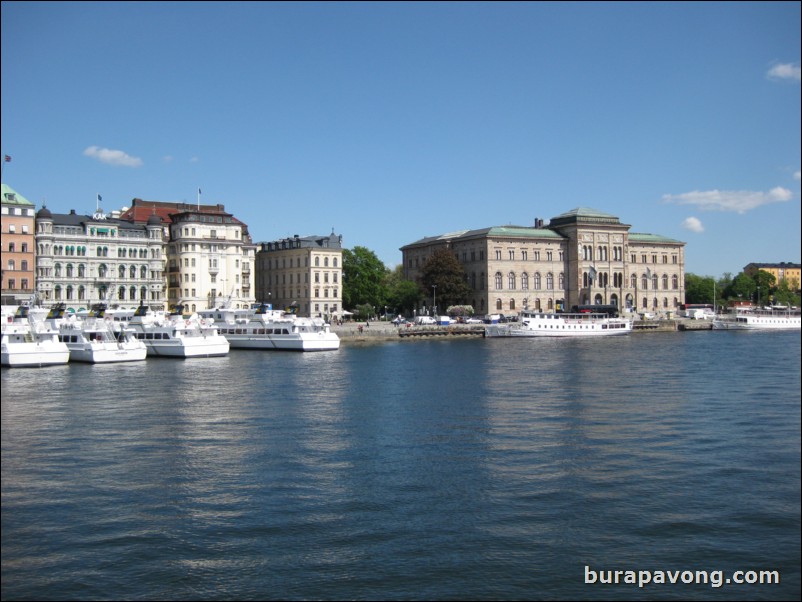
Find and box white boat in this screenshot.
[118,305,230,358]
[1,305,71,367]
[485,309,633,338]
[712,306,801,331]
[51,304,147,364]
[198,303,340,351]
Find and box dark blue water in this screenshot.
[2,331,800,600]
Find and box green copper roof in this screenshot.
[486,226,563,238]
[628,232,685,245]
[1,183,34,206]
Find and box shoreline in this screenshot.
[332,318,710,343]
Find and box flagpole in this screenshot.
[197,187,201,211]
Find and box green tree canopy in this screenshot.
[385,265,423,315]
[342,246,388,310]
[419,248,471,312]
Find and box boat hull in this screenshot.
[224,333,341,351]
[143,338,230,358]
[67,343,148,363]
[1,344,70,367]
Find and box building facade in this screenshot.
[743,262,801,291]
[1,184,37,305]
[34,205,166,309]
[255,233,343,319]
[401,207,686,316]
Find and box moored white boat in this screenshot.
[198,303,340,351]
[1,305,71,367]
[712,307,801,331]
[117,305,230,358]
[51,304,147,363]
[485,310,633,338]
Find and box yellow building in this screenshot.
[743,262,801,291]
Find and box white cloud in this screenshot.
[794,170,801,181]
[162,155,174,163]
[661,186,793,214]
[83,146,143,167]
[767,62,801,82]
[681,217,704,233]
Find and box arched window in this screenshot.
[66,264,74,278]
[521,273,529,290]
[546,273,554,290]
[630,274,638,289]
[119,286,126,300]
[510,299,516,310]
[495,272,503,290]
[119,265,126,279]
[141,266,147,279]
[54,263,62,277]
[78,264,86,278]
[672,275,679,289]
[534,272,541,290]
[642,275,649,289]
[662,275,669,290]
[496,298,503,310]
[508,272,516,290]
[130,265,136,279]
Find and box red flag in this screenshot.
[3,155,10,162]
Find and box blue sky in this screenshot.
[2,1,799,278]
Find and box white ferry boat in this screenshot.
[1,305,71,367]
[51,304,147,364]
[712,306,801,331]
[119,305,230,358]
[198,303,340,351]
[485,309,633,338]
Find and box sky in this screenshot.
[2,1,800,279]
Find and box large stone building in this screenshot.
[34,204,166,309]
[1,184,37,305]
[119,199,257,312]
[401,207,686,317]
[255,233,344,319]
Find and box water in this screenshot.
[2,331,800,600]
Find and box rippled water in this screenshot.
[2,331,800,600]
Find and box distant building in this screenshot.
[119,199,257,312]
[401,207,686,316]
[1,184,37,305]
[743,262,801,291]
[255,233,343,319]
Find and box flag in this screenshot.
[198,188,202,195]
[4,155,10,162]
[589,266,597,282]
[646,267,652,279]
[97,194,102,202]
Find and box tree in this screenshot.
[419,248,471,312]
[385,265,423,316]
[684,274,716,304]
[342,246,387,310]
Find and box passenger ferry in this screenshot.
[1,305,70,367]
[50,304,147,364]
[198,303,340,351]
[115,304,230,358]
[712,306,801,331]
[485,309,633,338]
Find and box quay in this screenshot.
[332,319,708,342]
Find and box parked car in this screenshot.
[465,317,483,324]
[414,316,437,325]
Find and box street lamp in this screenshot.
[432,284,437,317]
